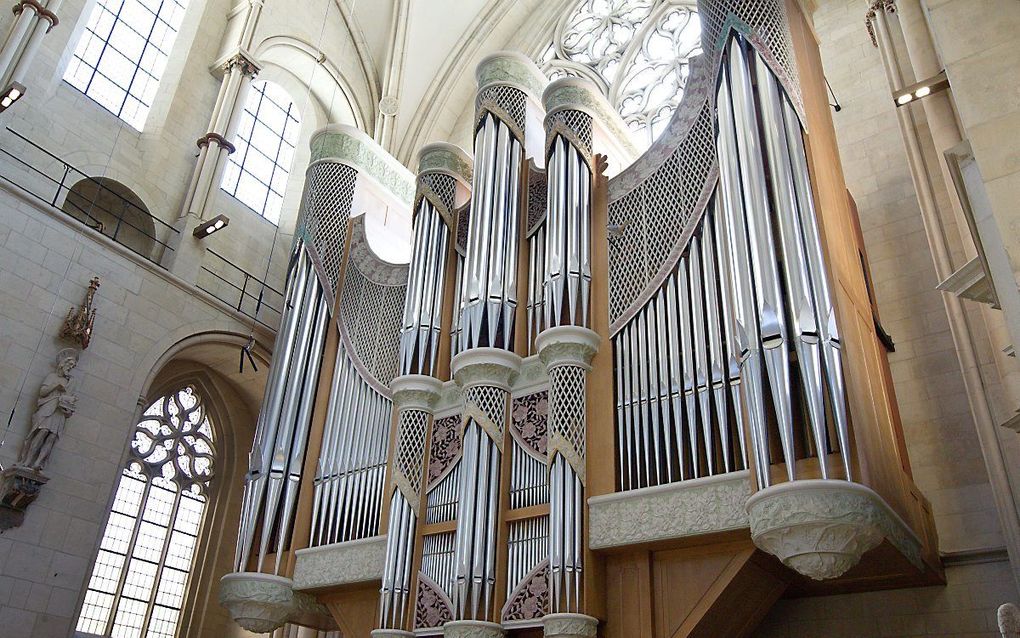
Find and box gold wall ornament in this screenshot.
[61,276,99,349]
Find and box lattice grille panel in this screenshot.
[338,260,405,386]
[418,172,457,218]
[606,0,799,326]
[464,385,509,438]
[548,365,588,466]
[698,0,798,101]
[297,162,357,297]
[476,85,527,136]
[394,408,430,500]
[546,109,593,156]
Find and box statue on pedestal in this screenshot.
[16,348,79,472]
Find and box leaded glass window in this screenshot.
[221,80,302,224]
[540,0,702,148]
[64,0,190,130]
[76,386,215,638]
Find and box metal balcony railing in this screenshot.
[0,127,178,265]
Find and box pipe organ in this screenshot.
[221,2,942,637]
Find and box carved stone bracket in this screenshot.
[451,348,522,391]
[392,374,444,412]
[443,619,506,638]
[747,480,919,580]
[535,326,600,372]
[0,466,48,530]
[543,613,598,638]
[999,603,1020,638]
[219,572,336,634]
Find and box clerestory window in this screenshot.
[64,0,190,130]
[220,80,302,225]
[75,386,215,638]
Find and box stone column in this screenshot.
[376,374,443,636]
[0,0,61,98]
[167,52,259,280]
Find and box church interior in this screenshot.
[0,0,1019,636]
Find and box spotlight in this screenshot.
[193,214,230,238]
[0,82,25,113]
[893,70,949,108]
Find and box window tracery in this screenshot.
[76,386,214,638]
[540,0,702,148]
[64,0,190,130]
[221,80,302,224]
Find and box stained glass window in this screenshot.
[64,0,190,130]
[76,387,214,638]
[540,0,702,148]
[221,80,302,224]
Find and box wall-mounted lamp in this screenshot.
[0,82,26,112]
[893,70,949,107]
[193,213,230,238]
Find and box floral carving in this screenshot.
[511,391,548,457]
[414,574,453,629]
[502,561,549,622]
[588,472,750,549]
[427,415,462,489]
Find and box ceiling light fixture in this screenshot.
[0,82,25,112]
[893,70,949,108]
[193,214,230,238]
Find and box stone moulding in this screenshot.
[588,470,751,550]
[442,619,506,638]
[475,50,548,99]
[309,123,416,205]
[543,613,599,638]
[219,572,335,634]
[418,142,474,186]
[746,480,924,581]
[292,535,387,590]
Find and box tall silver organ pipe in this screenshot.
[544,131,592,328]
[380,145,468,631]
[235,242,330,573]
[711,35,853,486]
[401,167,458,377]
[458,109,524,352]
[539,86,602,615]
[310,342,391,547]
[726,37,797,484]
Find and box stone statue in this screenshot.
[17,348,79,472]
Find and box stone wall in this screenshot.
[0,186,267,637]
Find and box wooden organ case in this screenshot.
[219,2,942,637]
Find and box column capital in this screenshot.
[451,348,521,391]
[535,326,600,371]
[390,374,444,412]
[220,50,260,78]
[196,132,237,154]
[13,0,58,31]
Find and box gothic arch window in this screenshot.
[75,386,215,638]
[539,0,702,148]
[64,0,191,130]
[221,80,302,224]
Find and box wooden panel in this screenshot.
[652,543,752,637]
[604,552,654,638]
[322,584,380,638]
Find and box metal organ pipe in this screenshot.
[754,59,830,479]
[781,98,853,481]
[727,38,797,483]
[378,156,462,630]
